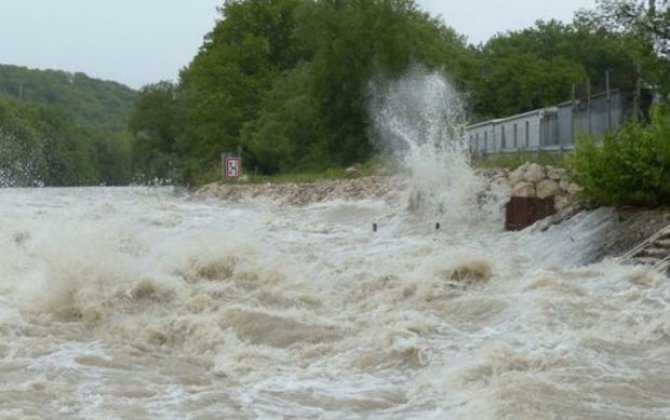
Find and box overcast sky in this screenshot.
[0,0,596,89]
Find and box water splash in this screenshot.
[369,67,506,227]
[0,127,45,187]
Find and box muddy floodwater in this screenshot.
[3,70,670,419]
[1,185,670,420]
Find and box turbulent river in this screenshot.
[3,70,670,419]
[2,185,670,420]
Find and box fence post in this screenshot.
[606,70,613,131]
[587,80,592,135]
[571,83,577,146]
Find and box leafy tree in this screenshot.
[178,0,304,181]
[241,63,327,173]
[576,0,669,96]
[125,0,659,184]
[174,0,471,180]
[291,0,470,166]
[0,98,103,186]
[129,81,181,181]
[470,19,639,119]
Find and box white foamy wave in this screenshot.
[2,178,670,417]
[370,66,507,228]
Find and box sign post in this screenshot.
[222,154,242,180]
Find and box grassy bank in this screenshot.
[193,157,398,187]
[473,151,571,170]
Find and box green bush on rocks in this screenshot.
[571,106,670,207]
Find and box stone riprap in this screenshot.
[477,163,580,213]
[194,163,581,215]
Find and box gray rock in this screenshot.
[523,163,546,183]
[512,181,536,198]
[536,179,560,199]
[493,174,510,188]
[554,194,571,212]
[508,163,528,185]
[559,179,572,192]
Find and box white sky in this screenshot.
[0,0,596,89]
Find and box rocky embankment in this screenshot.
[193,163,583,211]
[192,176,406,206]
[480,164,670,264]
[478,162,582,213]
[193,165,670,263]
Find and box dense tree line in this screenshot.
[129,0,660,184]
[470,19,640,119]
[0,65,136,186]
[0,64,136,130]
[131,0,473,183]
[2,1,664,187]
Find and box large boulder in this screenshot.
[512,181,536,198]
[508,163,529,185]
[554,194,571,212]
[536,179,560,199]
[523,163,546,183]
[559,179,572,192]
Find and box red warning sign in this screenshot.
[224,156,242,180]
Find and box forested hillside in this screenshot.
[0,64,137,130]
[0,64,137,186]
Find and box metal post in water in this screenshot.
[373,223,378,232]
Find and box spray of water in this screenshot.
[369,66,506,226]
[0,128,45,187]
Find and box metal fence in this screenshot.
[467,89,633,156]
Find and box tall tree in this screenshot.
[129,81,181,181]
[176,0,471,179]
[576,0,669,96]
[178,0,303,181]
[471,19,639,119]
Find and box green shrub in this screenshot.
[570,107,670,207]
